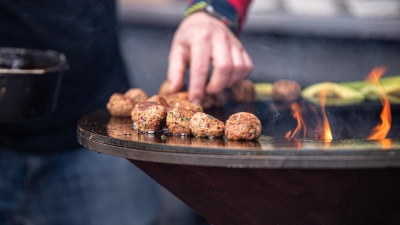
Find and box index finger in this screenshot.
[188,42,211,103]
[167,44,188,94]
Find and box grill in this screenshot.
[77,99,400,225]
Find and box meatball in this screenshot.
[271,80,301,103]
[124,88,148,103]
[200,94,215,110]
[106,93,135,117]
[158,80,170,96]
[164,96,181,108]
[230,80,255,103]
[147,95,169,107]
[200,92,228,109]
[164,92,189,107]
[135,105,167,133]
[170,92,189,100]
[166,108,195,135]
[131,101,158,122]
[225,112,262,140]
[190,112,224,138]
[213,92,229,107]
[173,100,203,112]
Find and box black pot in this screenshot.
[0,48,69,122]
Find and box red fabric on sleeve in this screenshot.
[227,0,252,25]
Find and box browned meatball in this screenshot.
[170,92,189,100]
[173,100,203,112]
[147,95,169,107]
[271,80,301,103]
[164,96,181,108]
[131,101,158,122]
[190,112,224,138]
[164,92,189,107]
[106,93,135,117]
[213,92,229,107]
[166,108,194,135]
[225,112,262,140]
[230,80,255,103]
[200,94,215,110]
[201,92,229,109]
[158,80,170,96]
[135,105,167,133]
[124,88,148,103]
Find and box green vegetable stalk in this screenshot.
[301,82,365,106]
[254,83,273,100]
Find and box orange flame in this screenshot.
[293,139,302,149]
[309,105,322,139]
[284,131,292,138]
[285,103,307,139]
[319,82,333,147]
[380,139,392,150]
[366,66,391,142]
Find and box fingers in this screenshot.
[242,50,253,79]
[206,35,233,94]
[188,41,211,102]
[207,39,253,92]
[167,44,188,94]
[167,12,254,102]
[226,46,246,88]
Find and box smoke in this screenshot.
[241,33,400,87]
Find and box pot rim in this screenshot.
[0,47,69,75]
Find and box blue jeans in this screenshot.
[0,147,162,225]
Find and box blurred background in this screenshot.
[117,0,400,96]
[116,0,400,223]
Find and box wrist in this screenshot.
[184,0,240,35]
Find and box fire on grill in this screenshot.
[274,66,396,149]
[105,66,400,146]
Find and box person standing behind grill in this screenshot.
[0,0,252,224]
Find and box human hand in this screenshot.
[167,11,253,103]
